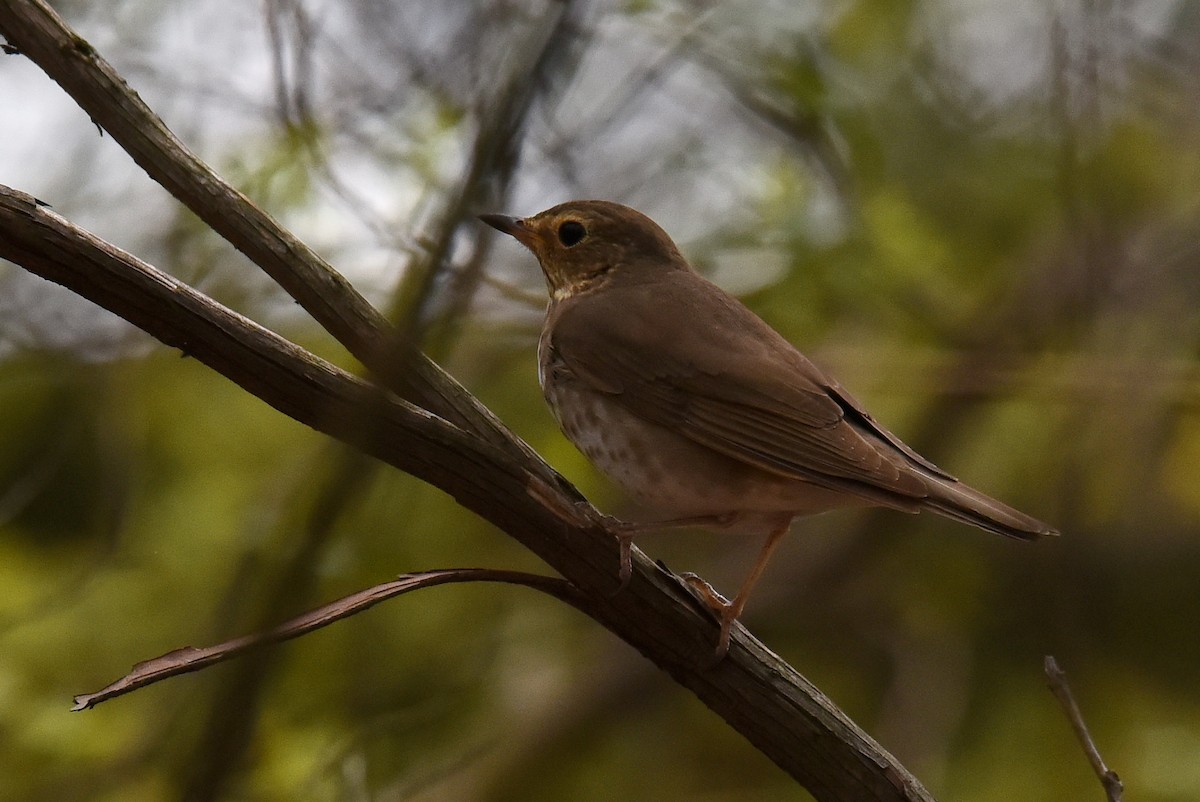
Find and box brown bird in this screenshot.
[481,200,1056,657]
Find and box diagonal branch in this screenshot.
[0,183,933,801]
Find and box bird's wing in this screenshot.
[547,273,939,503]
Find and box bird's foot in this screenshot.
[680,572,735,662]
[597,515,639,595]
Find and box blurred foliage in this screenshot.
[2,0,1199,800]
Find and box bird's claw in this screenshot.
[680,572,735,662]
[598,516,638,596]
[614,530,634,595]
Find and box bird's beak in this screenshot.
[479,214,538,249]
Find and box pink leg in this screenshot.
[684,520,791,658]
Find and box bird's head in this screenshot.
[480,200,687,300]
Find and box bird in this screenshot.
[480,200,1057,657]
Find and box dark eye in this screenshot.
[557,220,586,247]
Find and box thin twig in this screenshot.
[1044,656,1124,802]
[73,569,585,710]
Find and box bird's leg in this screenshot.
[603,513,742,589]
[683,520,790,659]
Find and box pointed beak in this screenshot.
[479,213,537,248]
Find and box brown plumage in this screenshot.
[482,200,1056,657]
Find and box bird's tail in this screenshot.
[922,474,1058,540]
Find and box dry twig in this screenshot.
[1044,656,1124,802]
[72,569,583,710]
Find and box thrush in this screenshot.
[481,200,1056,657]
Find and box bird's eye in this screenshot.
[557,220,586,247]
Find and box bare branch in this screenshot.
[72,569,585,710]
[1044,656,1124,802]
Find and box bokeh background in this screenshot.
[2,1,1199,800]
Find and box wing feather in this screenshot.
[548,272,932,502]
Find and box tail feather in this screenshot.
[922,474,1058,540]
